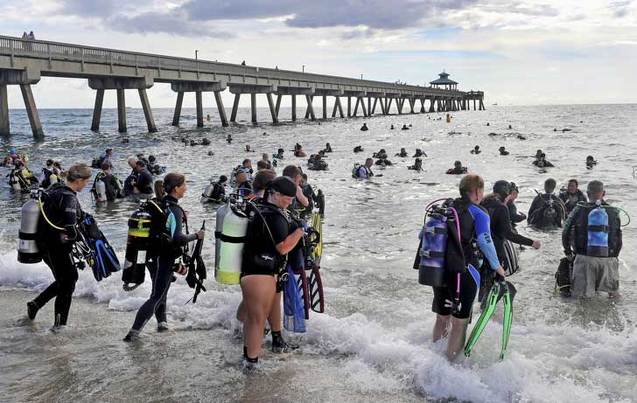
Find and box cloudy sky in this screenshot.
[1,0,637,108]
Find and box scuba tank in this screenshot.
[418,206,448,287]
[17,195,42,263]
[214,201,248,285]
[202,181,214,199]
[122,208,153,290]
[95,179,107,202]
[587,201,609,257]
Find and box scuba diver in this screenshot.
[559,179,588,215]
[499,146,509,156]
[353,145,364,153]
[307,154,328,171]
[506,182,526,229]
[413,149,426,158]
[418,174,507,360]
[240,176,305,369]
[372,149,388,159]
[353,158,374,179]
[481,181,541,286]
[324,143,333,153]
[294,143,307,158]
[470,145,481,155]
[446,160,468,175]
[562,180,622,299]
[39,159,58,189]
[390,124,395,130]
[396,148,408,158]
[532,153,554,168]
[91,148,113,169]
[226,134,233,144]
[124,160,154,197]
[586,155,597,169]
[124,173,205,341]
[147,155,165,176]
[273,148,285,160]
[408,158,423,171]
[360,123,369,131]
[26,164,93,329]
[401,124,409,130]
[202,175,227,203]
[260,153,273,170]
[92,162,123,202]
[235,169,252,198]
[528,178,566,229]
[375,157,393,167]
[8,160,38,192]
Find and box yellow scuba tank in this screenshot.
[122,209,152,289]
[214,202,248,285]
[17,196,42,263]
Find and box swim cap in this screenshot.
[493,180,510,198]
[269,176,297,197]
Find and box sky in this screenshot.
[1,0,637,108]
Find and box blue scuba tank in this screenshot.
[418,209,448,287]
[587,201,609,257]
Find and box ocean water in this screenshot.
[0,104,636,402]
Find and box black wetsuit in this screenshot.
[507,201,526,228]
[528,193,564,228]
[481,195,534,261]
[130,196,197,332]
[135,168,154,194]
[32,184,83,326]
[559,190,587,215]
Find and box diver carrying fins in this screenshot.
[464,277,516,360]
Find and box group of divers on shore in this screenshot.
[3,119,627,370]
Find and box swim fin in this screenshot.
[309,266,324,313]
[80,213,121,281]
[464,282,500,357]
[500,281,516,360]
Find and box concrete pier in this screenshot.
[0,84,9,135]
[0,35,485,136]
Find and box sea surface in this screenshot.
[0,104,635,402]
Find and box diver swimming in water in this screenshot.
[446,160,468,175]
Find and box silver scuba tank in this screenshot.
[203,183,214,199]
[17,198,42,263]
[96,179,107,202]
[214,202,249,285]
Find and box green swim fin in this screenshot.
[464,282,500,357]
[499,282,516,360]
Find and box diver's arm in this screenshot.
[167,205,198,246]
[295,186,309,207]
[470,205,502,272]
[561,206,579,253]
[276,228,304,255]
[500,206,534,246]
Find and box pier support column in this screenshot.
[347,97,352,117]
[250,93,257,124]
[116,88,127,133]
[230,93,240,123]
[352,97,360,117]
[0,84,8,136]
[266,93,278,124]
[367,97,372,115]
[291,95,297,121]
[322,95,327,119]
[473,99,476,111]
[195,91,204,127]
[20,84,44,138]
[397,99,404,115]
[479,99,485,110]
[360,97,368,117]
[386,98,394,114]
[409,98,415,114]
[138,88,157,133]
[275,94,282,117]
[214,91,229,127]
[429,97,435,113]
[172,92,184,126]
[371,98,378,115]
[90,89,104,132]
[305,95,316,120]
[420,99,426,113]
[332,96,344,118]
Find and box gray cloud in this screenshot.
[58,0,144,17]
[181,0,478,30]
[610,0,632,17]
[108,12,233,38]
